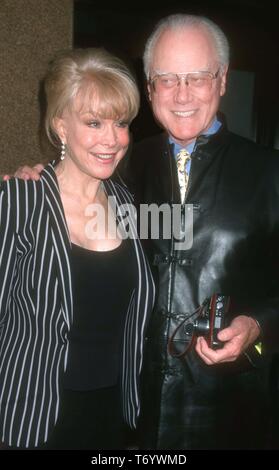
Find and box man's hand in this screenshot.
[195,315,260,365]
[2,164,44,181]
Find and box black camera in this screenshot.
[168,294,263,371]
[193,294,230,349]
[168,293,230,358]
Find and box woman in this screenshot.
[0,48,155,449]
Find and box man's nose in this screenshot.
[174,79,192,103]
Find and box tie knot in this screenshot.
[176,149,191,173]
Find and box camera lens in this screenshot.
[193,317,209,336]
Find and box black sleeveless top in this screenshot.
[64,239,137,390]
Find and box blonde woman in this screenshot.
[0,48,155,449]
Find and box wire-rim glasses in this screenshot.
[150,69,220,92]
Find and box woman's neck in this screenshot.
[55,159,105,204]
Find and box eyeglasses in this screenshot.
[150,69,220,93]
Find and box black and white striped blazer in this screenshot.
[0,162,155,448]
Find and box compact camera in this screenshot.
[193,293,230,349]
[168,293,230,358]
[168,294,263,371]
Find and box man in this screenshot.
[120,14,279,449]
[7,14,279,449]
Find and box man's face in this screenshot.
[147,26,228,146]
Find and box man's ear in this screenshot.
[220,65,229,97]
[53,117,67,142]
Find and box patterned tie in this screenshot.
[176,149,191,202]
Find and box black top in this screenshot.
[64,239,137,390]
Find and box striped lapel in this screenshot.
[104,179,155,427]
[41,163,73,330]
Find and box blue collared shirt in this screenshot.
[170,116,221,174]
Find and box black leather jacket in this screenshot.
[117,122,279,448]
[124,124,279,346]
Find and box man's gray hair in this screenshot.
[143,14,230,79]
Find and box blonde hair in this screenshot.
[44,47,140,146]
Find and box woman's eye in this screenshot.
[117,121,129,128]
[88,120,100,128]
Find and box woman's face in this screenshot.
[55,94,130,181]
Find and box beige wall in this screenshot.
[0,0,73,174]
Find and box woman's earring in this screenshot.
[61,141,66,160]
